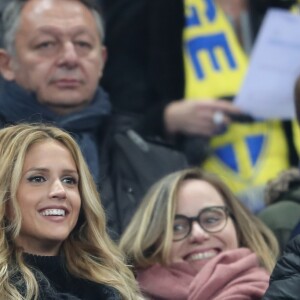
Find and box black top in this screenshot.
[23,254,121,300]
[101,0,185,138]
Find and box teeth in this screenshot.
[41,209,65,216]
[189,252,216,261]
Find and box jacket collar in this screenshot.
[0,80,111,131]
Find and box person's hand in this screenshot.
[215,0,248,21]
[164,99,241,136]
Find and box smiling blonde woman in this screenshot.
[120,168,279,300]
[0,123,142,300]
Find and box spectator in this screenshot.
[259,77,300,252]
[120,168,279,300]
[262,57,300,300]
[0,123,142,300]
[101,0,298,207]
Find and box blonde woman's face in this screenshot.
[169,179,238,271]
[15,140,81,256]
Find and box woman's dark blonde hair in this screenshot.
[120,168,279,273]
[0,123,141,300]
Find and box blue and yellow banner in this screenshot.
[183,0,247,98]
[183,0,292,195]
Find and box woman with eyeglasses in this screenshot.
[120,168,279,300]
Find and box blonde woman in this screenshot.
[0,124,142,300]
[120,168,279,300]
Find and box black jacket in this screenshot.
[22,254,120,300]
[102,0,185,138]
[263,235,300,299]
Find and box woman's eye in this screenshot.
[202,216,222,225]
[173,223,186,232]
[28,176,46,183]
[62,177,78,185]
[205,217,219,223]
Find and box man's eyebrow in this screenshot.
[33,26,96,36]
[71,28,98,41]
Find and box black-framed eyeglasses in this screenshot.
[173,206,232,242]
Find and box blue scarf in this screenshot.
[0,80,111,186]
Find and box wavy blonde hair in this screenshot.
[0,123,142,300]
[120,168,279,273]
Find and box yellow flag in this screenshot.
[183,0,247,98]
[182,0,292,195]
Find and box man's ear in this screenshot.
[98,46,107,78]
[101,46,107,65]
[0,49,16,81]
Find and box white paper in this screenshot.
[234,8,300,120]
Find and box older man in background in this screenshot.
[0,0,119,233]
[0,0,187,237]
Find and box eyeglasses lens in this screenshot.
[200,208,227,232]
[173,207,228,241]
[173,218,190,240]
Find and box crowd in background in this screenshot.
[0,0,300,299]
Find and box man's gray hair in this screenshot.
[1,0,105,56]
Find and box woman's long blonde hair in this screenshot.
[120,168,279,273]
[0,123,141,300]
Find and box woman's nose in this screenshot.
[49,180,67,200]
[189,221,210,243]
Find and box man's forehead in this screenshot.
[18,0,98,35]
[21,0,94,23]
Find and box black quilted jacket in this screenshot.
[263,235,300,299]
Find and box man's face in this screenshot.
[2,0,106,114]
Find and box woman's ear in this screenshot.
[0,50,16,81]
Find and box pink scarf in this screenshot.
[137,248,270,300]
